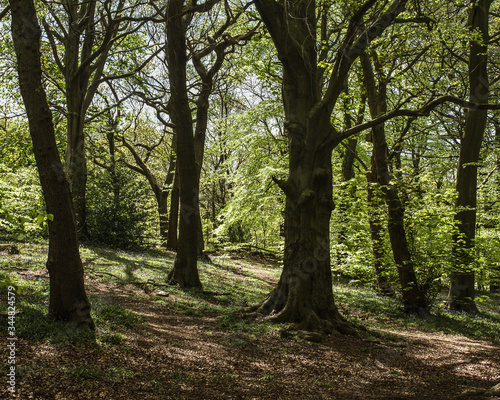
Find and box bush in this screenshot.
[86,164,154,249]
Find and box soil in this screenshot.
[1,266,499,400]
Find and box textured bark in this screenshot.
[167,167,180,250]
[251,0,407,332]
[165,0,202,289]
[9,0,94,329]
[449,0,491,312]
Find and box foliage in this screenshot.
[86,163,155,249]
[0,165,51,241]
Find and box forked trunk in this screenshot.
[251,0,407,332]
[165,0,202,289]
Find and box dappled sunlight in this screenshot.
[2,244,500,399]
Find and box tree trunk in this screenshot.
[65,97,89,239]
[449,0,491,312]
[250,0,407,332]
[9,0,94,329]
[60,0,98,241]
[166,167,179,250]
[252,137,353,334]
[367,166,391,295]
[165,0,202,289]
[492,123,500,291]
[158,192,169,247]
[106,129,120,216]
[360,51,425,312]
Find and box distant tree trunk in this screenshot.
[491,123,500,292]
[194,89,208,256]
[337,93,364,265]
[336,137,357,265]
[366,164,391,294]
[165,0,202,289]
[360,51,424,312]
[121,131,175,248]
[166,167,179,250]
[449,0,491,312]
[9,0,94,329]
[65,94,89,239]
[106,129,120,216]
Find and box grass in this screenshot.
[1,242,499,345]
[334,284,500,342]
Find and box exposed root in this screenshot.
[247,294,358,337]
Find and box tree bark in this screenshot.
[165,0,202,289]
[360,51,425,312]
[250,0,407,332]
[9,0,94,329]
[449,0,492,312]
[366,166,391,295]
[166,166,180,250]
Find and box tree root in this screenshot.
[247,292,358,337]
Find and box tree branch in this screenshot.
[0,5,10,21]
[338,96,500,142]
[322,0,408,114]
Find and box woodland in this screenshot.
[1,0,500,399]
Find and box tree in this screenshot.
[249,0,409,332]
[165,0,203,288]
[360,51,427,312]
[9,0,94,329]
[41,0,159,238]
[448,0,492,312]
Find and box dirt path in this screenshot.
[2,277,499,400]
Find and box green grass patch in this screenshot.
[334,284,500,342]
[90,295,144,328]
[2,242,499,344]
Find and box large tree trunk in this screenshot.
[360,51,425,313]
[449,0,491,312]
[165,0,202,289]
[253,129,353,334]
[9,0,94,329]
[251,0,407,332]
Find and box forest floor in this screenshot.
[0,243,499,399]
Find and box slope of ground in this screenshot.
[0,243,499,399]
